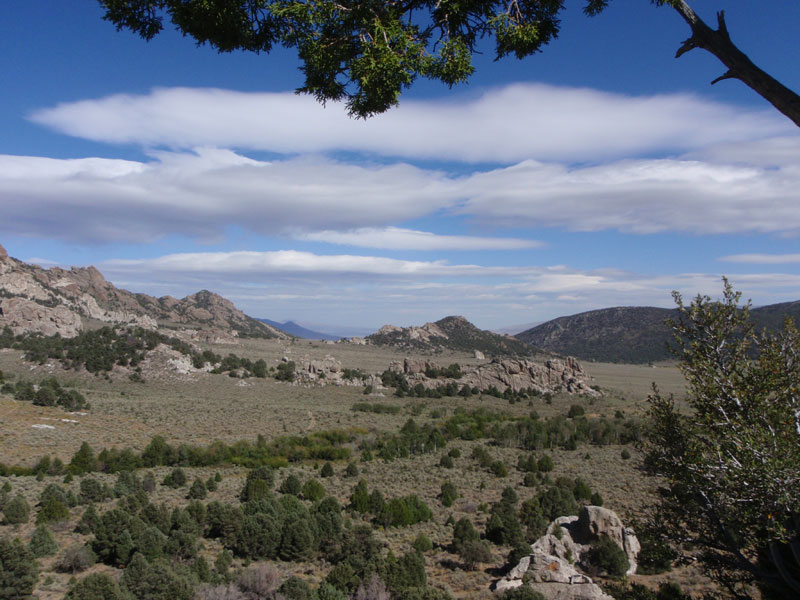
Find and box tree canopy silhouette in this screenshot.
[99,1,800,124]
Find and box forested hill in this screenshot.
[516,302,800,363]
[368,315,539,357]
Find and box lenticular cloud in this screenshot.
[30,84,792,163]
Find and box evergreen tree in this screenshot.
[79,477,106,503]
[279,473,302,496]
[451,518,479,554]
[3,494,30,525]
[187,478,207,500]
[64,572,128,600]
[69,442,97,474]
[440,481,458,508]
[75,503,99,534]
[162,467,187,488]
[239,466,274,502]
[29,523,58,557]
[349,480,370,513]
[301,479,325,502]
[234,513,281,559]
[279,518,315,561]
[0,537,38,599]
[279,576,313,600]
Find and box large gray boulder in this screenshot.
[493,507,639,599]
[576,506,641,576]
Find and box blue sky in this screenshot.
[1,2,799,333]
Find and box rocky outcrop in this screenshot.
[368,315,538,357]
[462,357,598,396]
[373,321,448,346]
[137,343,204,381]
[0,297,83,337]
[174,328,240,346]
[387,356,597,397]
[290,355,383,389]
[402,358,435,375]
[494,506,639,599]
[0,246,285,340]
[577,506,641,575]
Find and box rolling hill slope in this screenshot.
[516,302,800,363]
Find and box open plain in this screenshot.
[0,334,712,600]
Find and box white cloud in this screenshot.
[103,250,525,279]
[0,150,453,243]
[685,136,800,167]
[458,157,800,234]
[100,250,800,296]
[2,141,799,243]
[30,84,794,163]
[96,249,800,328]
[719,253,800,265]
[293,227,542,250]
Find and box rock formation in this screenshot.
[388,356,598,397]
[461,357,598,396]
[368,315,538,357]
[0,296,83,338]
[494,506,639,599]
[288,355,383,389]
[0,246,285,340]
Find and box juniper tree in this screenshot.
[64,573,127,600]
[29,523,58,557]
[98,1,800,125]
[0,537,38,599]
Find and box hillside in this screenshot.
[516,302,800,363]
[0,243,286,341]
[259,318,340,340]
[750,300,800,331]
[367,315,539,357]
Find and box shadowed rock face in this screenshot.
[0,247,286,340]
[494,506,640,599]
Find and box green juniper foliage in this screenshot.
[3,494,30,525]
[96,1,800,129]
[29,523,58,557]
[0,537,38,599]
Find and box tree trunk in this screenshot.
[670,1,800,128]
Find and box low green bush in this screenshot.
[585,536,629,577]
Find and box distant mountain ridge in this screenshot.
[516,301,800,363]
[368,315,539,357]
[258,318,340,341]
[0,243,286,342]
